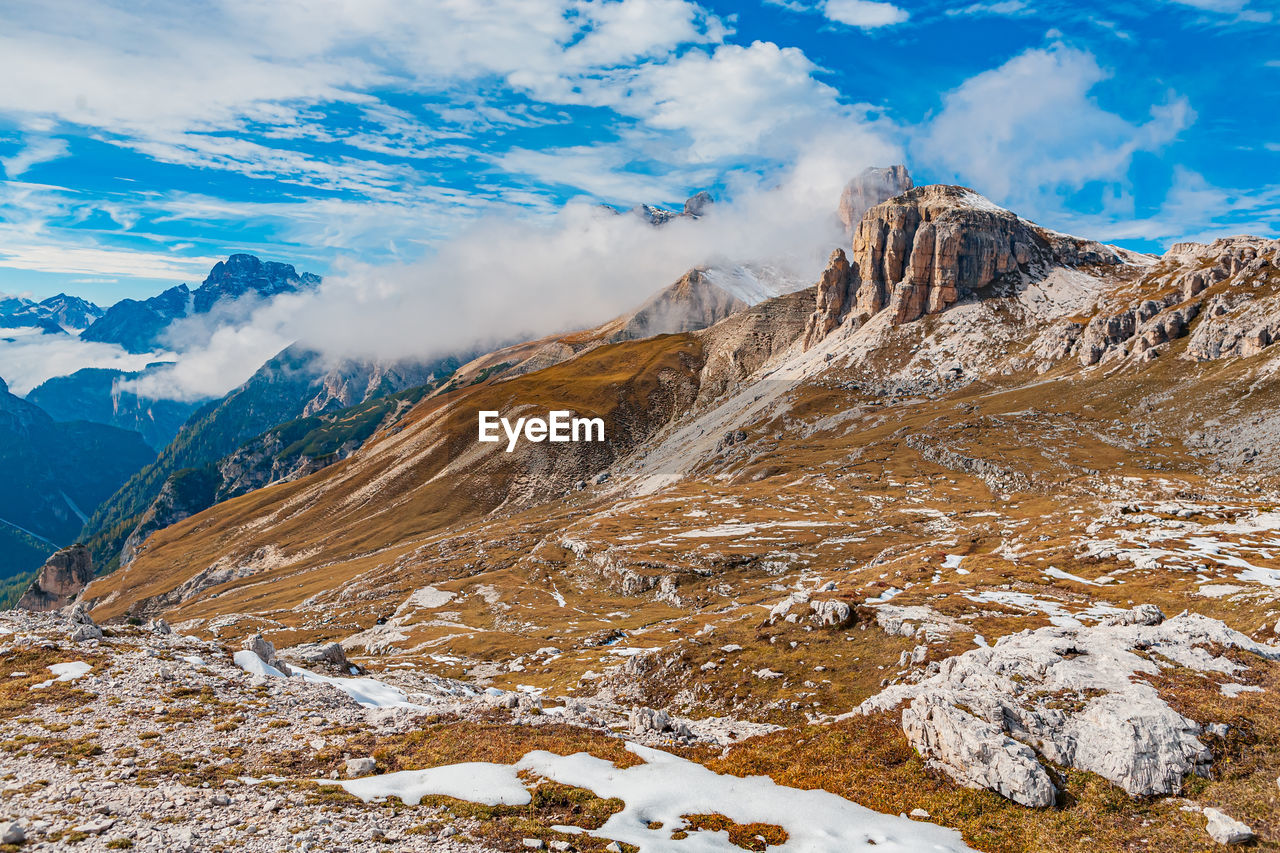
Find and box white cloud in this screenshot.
[913,43,1192,219]
[0,0,730,194]
[946,0,1031,16]
[0,331,167,396]
[0,241,224,281]
[123,141,900,401]
[1,136,69,177]
[822,0,909,28]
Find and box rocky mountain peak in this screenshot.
[802,183,1130,348]
[193,253,320,314]
[838,164,914,234]
[683,190,714,217]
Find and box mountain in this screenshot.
[79,253,321,353]
[76,284,191,354]
[0,292,103,331]
[80,347,462,572]
[73,179,1280,850]
[838,164,914,234]
[0,376,154,581]
[603,190,717,225]
[26,366,201,450]
[117,382,443,568]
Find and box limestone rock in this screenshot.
[858,608,1280,806]
[838,165,913,234]
[629,706,670,735]
[802,249,855,349]
[809,599,853,627]
[242,633,289,674]
[0,821,25,844]
[902,693,1056,807]
[16,544,93,612]
[1204,808,1254,845]
[344,757,376,778]
[65,602,104,641]
[284,641,352,672]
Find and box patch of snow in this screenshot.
[328,763,531,806]
[1197,584,1245,598]
[233,650,422,709]
[941,555,965,570]
[29,661,92,690]
[865,587,903,604]
[676,524,759,538]
[1045,566,1113,586]
[518,743,975,852]
[403,586,456,609]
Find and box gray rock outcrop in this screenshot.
[242,633,290,674]
[1204,807,1254,845]
[857,608,1280,807]
[802,249,855,349]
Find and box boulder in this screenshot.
[345,757,377,778]
[857,608,1280,806]
[0,821,25,844]
[65,602,104,641]
[1204,808,1254,845]
[242,633,289,674]
[16,544,93,612]
[902,693,1056,807]
[809,599,853,628]
[284,641,352,672]
[629,706,671,735]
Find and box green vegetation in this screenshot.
[0,566,37,608]
[82,347,459,571]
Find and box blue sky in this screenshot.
[0,0,1277,305]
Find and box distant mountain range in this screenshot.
[79,253,320,353]
[0,293,103,332]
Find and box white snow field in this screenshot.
[330,742,976,852]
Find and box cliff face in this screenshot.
[805,184,1128,348]
[801,249,854,349]
[16,544,93,611]
[1065,236,1280,367]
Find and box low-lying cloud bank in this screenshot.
[0,327,168,396]
[120,144,892,402]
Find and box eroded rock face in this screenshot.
[802,249,854,348]
[16,544,93,612]
[857,608,1280,807]
[853,186,1047,324]
[806,184,1128,349]
[1056,237,1280,367]
[838,165,913,234]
